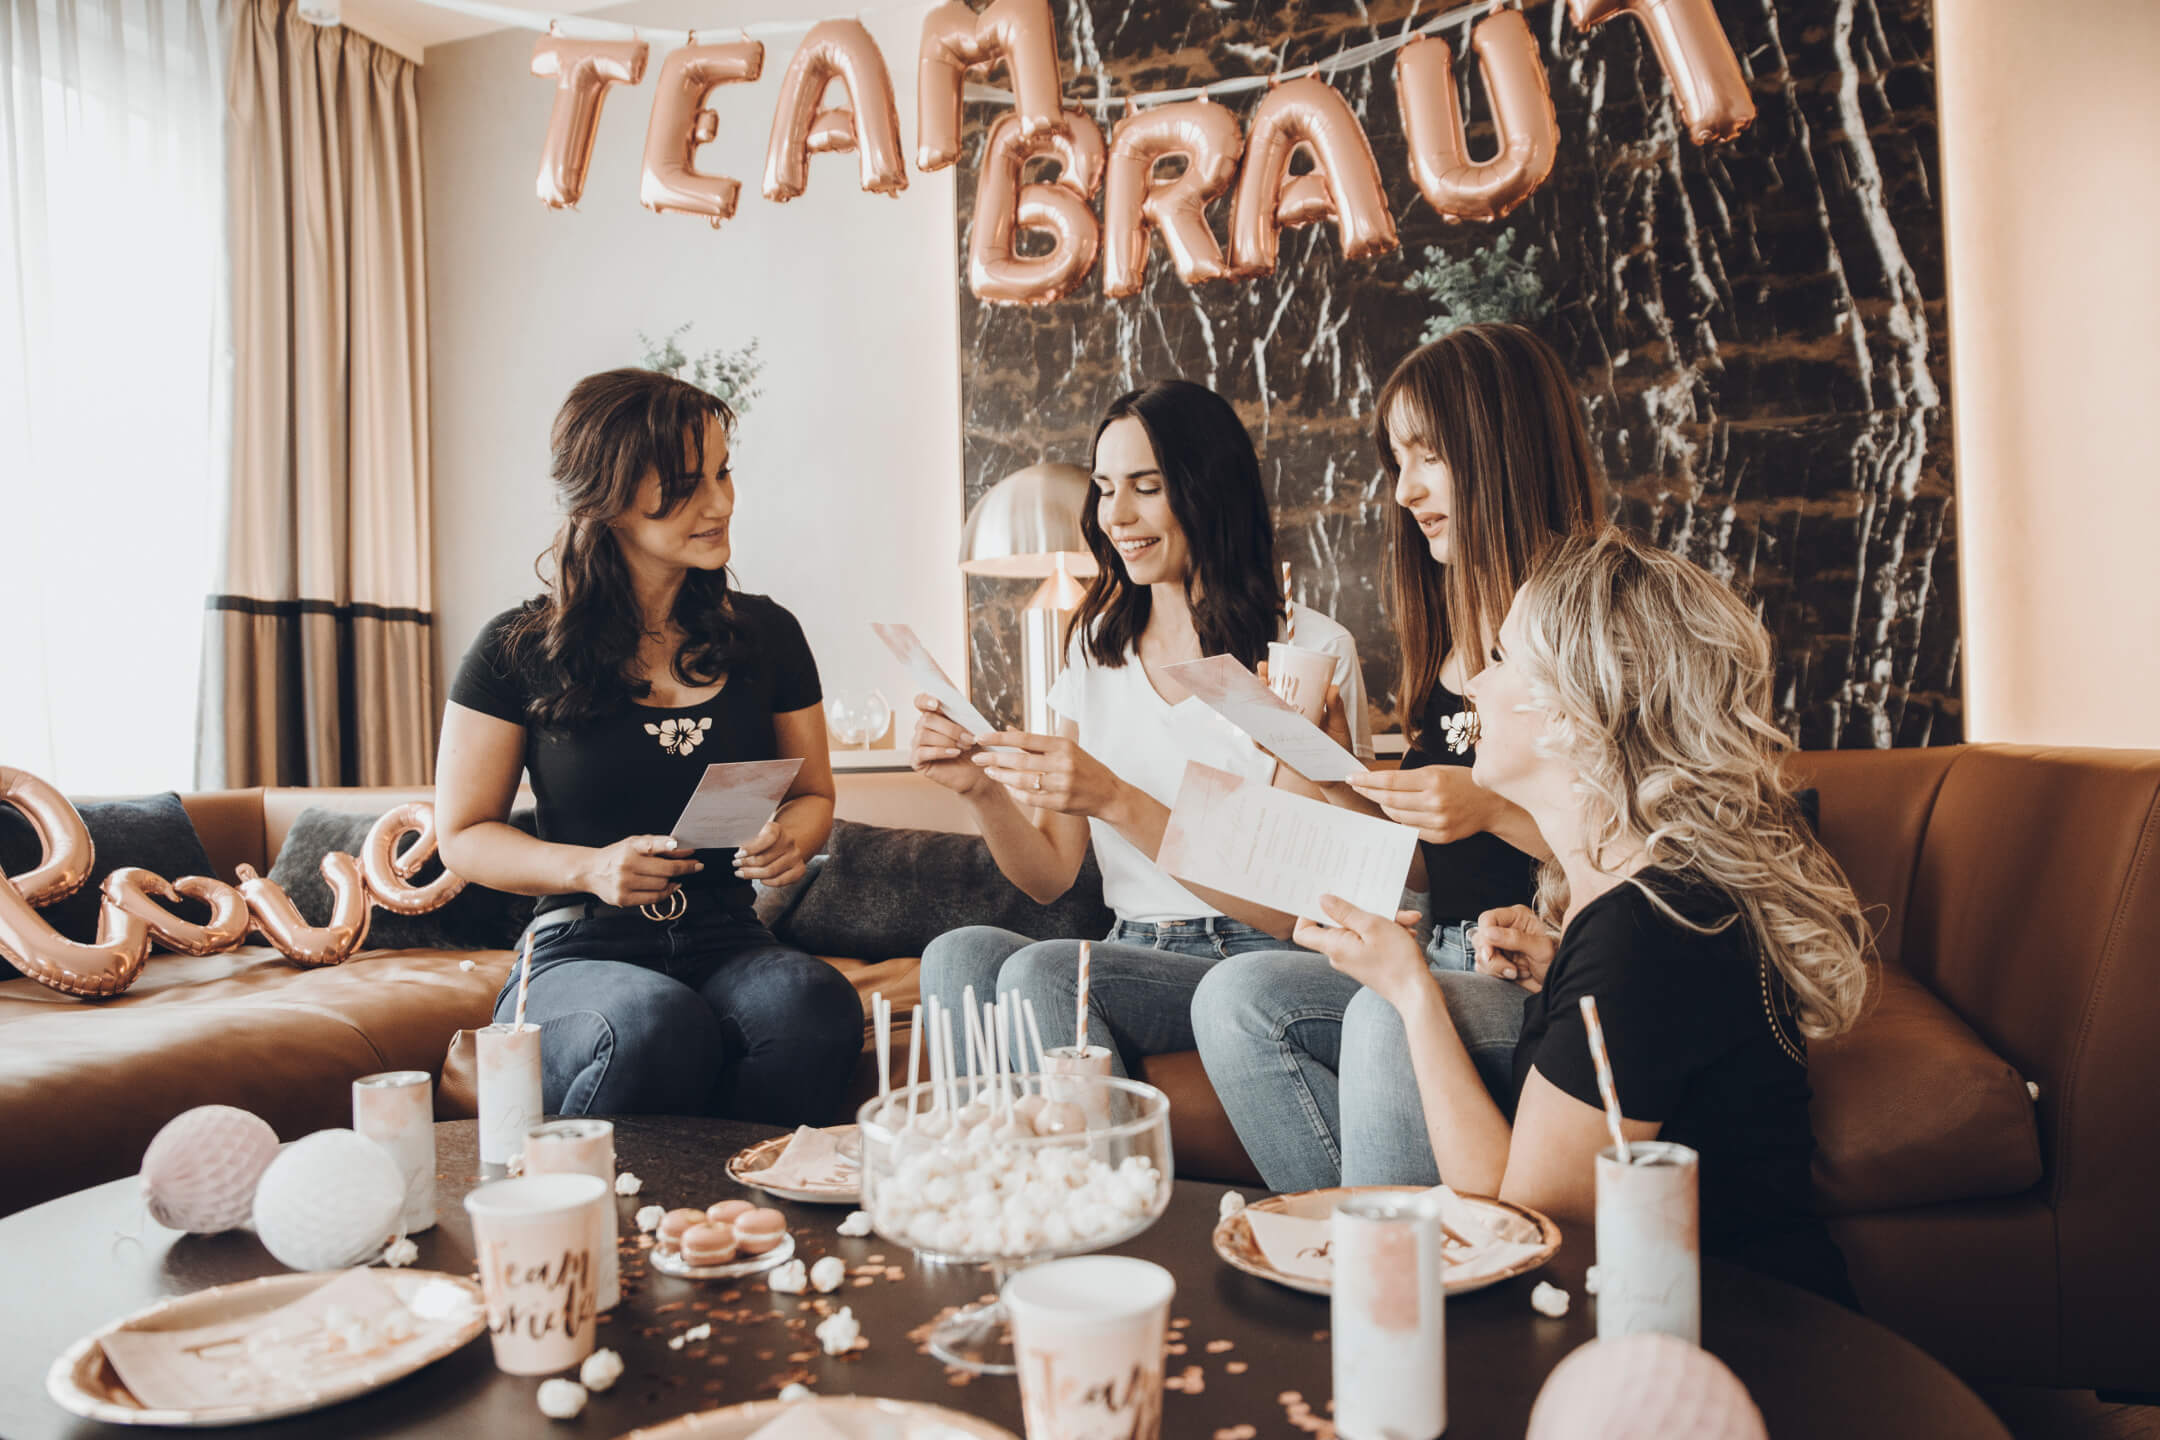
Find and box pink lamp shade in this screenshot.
[1527,1333,1768,1440]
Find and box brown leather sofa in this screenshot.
[1,744,2154,1395]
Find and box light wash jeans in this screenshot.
[1191,922,1533,1192]
[917,917,1292,1079]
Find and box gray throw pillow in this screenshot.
[266,807,538,951]
[0,792,217,979]
[775,819,1112,960]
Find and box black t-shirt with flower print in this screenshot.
[448,593,822,917]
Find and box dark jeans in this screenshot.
[494,906,862,1127]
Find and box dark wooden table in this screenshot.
[0,1117,2008,1439]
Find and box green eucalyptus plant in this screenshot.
[1407,231,1553,342]
[638,324,766,417]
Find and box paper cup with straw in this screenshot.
[1582,995,1702,1343]
[477,935,543,1170]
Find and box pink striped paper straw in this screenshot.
[1578,994,1631,1164]
[1282,561,1295,642]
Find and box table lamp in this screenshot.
[960,463,1099,736]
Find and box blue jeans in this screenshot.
[495,906,863,1127]
[918,917,1292,1079]
[1191,923,1532,1192]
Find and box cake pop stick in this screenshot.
[904,1002,923,1124]
[874,992,891,1108]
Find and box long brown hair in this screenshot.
[1066,380,1283,671]
[1378,323,1603,743]
[504,368,746,730]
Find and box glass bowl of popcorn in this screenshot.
[856,1072,1172,1375]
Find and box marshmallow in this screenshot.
[837,1210,874,1237]
[381,1237,418,1268]
[580,1348,624,1392]
[815,1306,861,1356]
[809,1256,847,1293]
[636,1204,666,1233]
[1531,1282,1570,1317]
[614,1171,643,1197]
[768,1260,809,1294]
[1219,1191,1247,1219]
[536,1379,587,1420]
[457,959,477,973]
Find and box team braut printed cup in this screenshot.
[464,1172,608,1375]
[1266,641,1335,725]
[1006,1256,1176,1440]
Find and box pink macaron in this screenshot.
[705,1198,756,1225]
[733,1207,789,1255]
[679,1221,739,1267]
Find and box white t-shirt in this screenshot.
[1045,601,1372,923]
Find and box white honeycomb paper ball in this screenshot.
[141,1106,281,1234]
[252,1129,404,1271]
[1528,1333,1767,1440]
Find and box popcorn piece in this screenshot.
[809,1256,847,1294]
[815,1306,861,1356]
[457,959,477,973]
[614,1171,644,1197]
[683,1323,711,1342]
[2027,1081,2041,1101]
[768,1260,809,1294]
[636,1204,666,1233]
[1530,1282,1570,1318]
[1219,1191,1247,1219]
[778,1383,813,1402]
[1584,1265,1602,1295]
[579,1348,624,1392]
[505,1152,525,1177]
[536,1379,588,1420]
[408,1278,478,1323]
[380,1237,419,1269]
[837,1210,874,1237]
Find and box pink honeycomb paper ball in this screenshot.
[1528,1333,1768,1440]
[140,1105,280,1234]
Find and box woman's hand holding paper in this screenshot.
[969,730,1133,822]
[1473,903,1557,992]
[1347,764,1503,844]
[909,693,990,797]
[733,822,808,888]
[1293,896,1437,1013]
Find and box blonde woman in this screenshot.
[1291,529,1870,1303]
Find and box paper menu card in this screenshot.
[666,759,804,850]
[870,623,1002,741]
[1160,655,1367,784]
[1157,762,1417,925]
[96,1269,460,1414]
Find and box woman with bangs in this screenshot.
[911,378,1372,1077]
[434,368,862,1125]
[1286,530,1869,1304]
[1194,322,1603,1192]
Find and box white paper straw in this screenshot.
[1023,998,1051,1095]
[961,983,983,1091]
[905,1003,923,1122]
[874,992,891,1104]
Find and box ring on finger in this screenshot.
[1033,772,1042,792]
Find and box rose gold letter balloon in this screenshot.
[360,803,468,916]
[236,857,373,968]
[763,20,908,201]
[1102,99,1244,297]
[916,0,1067,172]
[969,107,1106,306]
[1567,0,1755,145]
[1395,15,1558,223]
[0,766,92,908]
[640,40,764,227]
[1228,77,1397,279]
[104,869,252,955]
[531,36,650,209]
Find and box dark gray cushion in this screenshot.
[0,792,217,978]
[774,819,1111,960]
[266,807,538,951]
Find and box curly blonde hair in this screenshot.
[1510,529,1873,1042]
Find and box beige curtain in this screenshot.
[198,0,434,788]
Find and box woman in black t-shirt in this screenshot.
[436,369,860,1126]
[1293,529,1872,1304]
[1193,325,1603,1192]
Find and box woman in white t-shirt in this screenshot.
[911,379,1371,1076]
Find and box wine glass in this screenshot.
[856,1073,1173,1375]
[824,689,893,751]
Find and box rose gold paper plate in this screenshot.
[46,1269,486,1428]
[620,1395,1019,1439]
[1212,1184,1560,1297]
[725,1125,861,1205]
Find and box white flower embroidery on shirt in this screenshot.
[645,716,711,756]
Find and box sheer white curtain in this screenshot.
[0,0,228,793]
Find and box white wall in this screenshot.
[420,1,964,721]
[1939,0,2160,748]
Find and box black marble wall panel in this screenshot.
[958,0,1956,749]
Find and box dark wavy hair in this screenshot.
[1376,323,1604,744]
[1066,380,1284,671]
[502,368,747,729]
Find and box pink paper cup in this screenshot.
[464,1172,607,1375]
[1006,1256,1175,1440]
[1266,641,1335,724]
